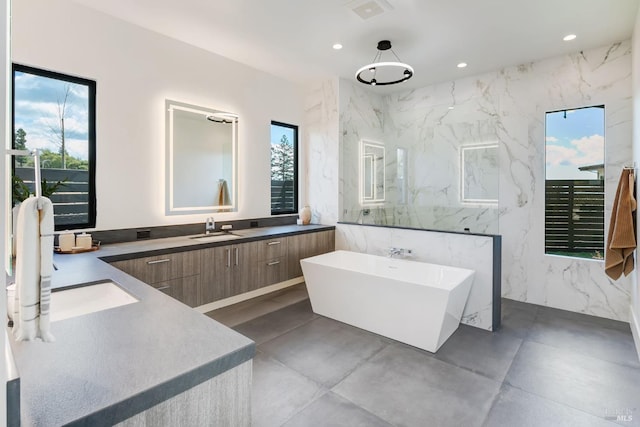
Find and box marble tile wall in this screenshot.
[306,41,634,323]
[496,41,633,321]
[339,82,386,223]
[339,79,501,234]
[336,223,497,331]
[303,79,340,225]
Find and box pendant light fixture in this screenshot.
[355,40,414,86]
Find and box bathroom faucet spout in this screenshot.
[388,247,404,258]
[205,217,215,234]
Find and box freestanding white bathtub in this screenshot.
[300,250,475,353]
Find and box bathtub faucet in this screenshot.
[388,247,404,258]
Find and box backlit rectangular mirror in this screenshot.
[360,140,385,205]
[166,100,238,215]
[460,143,498,204]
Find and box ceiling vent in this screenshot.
[347,0,394,20]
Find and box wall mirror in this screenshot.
[360,140,385,205]
[460,143,499,204]
[166,100,238,215]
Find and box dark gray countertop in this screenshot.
[96,224,334,264]
[8,224,333,426]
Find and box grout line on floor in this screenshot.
[497,380,620,425]
[255,349,329,427]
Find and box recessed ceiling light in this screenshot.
[457,62,467,68]
[563,34,577,41]
[333,43,343,50]
[448,106,455,110]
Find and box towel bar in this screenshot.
[6,148,42,198]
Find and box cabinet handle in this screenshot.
[226,249,231,268]
[156,285,171,291]
[147,259,170,265]
[234,248,239,266]
[267,241,281,246]
[267,261,281,266]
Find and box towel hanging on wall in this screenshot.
[13,196,55,342]
[605,169,637,280]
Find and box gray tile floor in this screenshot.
[213,291,640,426]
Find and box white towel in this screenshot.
[13,196,55,342]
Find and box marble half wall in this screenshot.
[336,223,499,331]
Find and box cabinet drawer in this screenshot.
[255,257,288,290]
[154,275,200,308]
[256,238,287,260]
[111,251,201,284]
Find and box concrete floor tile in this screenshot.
[252,351,326,427]
[283,392,393,427]
[234,300,317,345]
[259,317,389,387]
[528,313,639,368]
[505,341,640,425]
[334,343,502,427]
[435,324,523,381]
[483,385,619,427]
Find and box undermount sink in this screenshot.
[51,281,139,322]
[188,232,242,242]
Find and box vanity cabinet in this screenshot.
[287,230,335,278]
[200,242,260,304]
[111,251,201,307]
[111,228,335,307]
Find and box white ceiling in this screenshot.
[71,0,639,92]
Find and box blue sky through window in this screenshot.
[14,71,89,161]
[545,106,604,180]
[270,124,294,148]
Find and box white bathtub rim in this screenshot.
[302,250,475,291]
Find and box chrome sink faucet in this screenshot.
[205,217,215,234]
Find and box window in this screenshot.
[545,106,605,259]
[12,64,96,230]
[270,121,298,215]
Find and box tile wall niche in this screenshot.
[307,40,633,322]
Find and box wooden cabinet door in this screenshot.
[110,251,201,285]
[155,275,200,308]
[313,230,336,256]
[286,233,312,278]
[110,255,172,284]
[231,241,260,296]
[168,250,201,280]
[201,246,233,304]
[287,230,335,279]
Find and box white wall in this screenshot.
[631,8,640,354]
[1,0,8,424]
[11,0,304,230]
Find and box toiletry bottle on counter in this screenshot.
[76,233,92,249]
[300,205,312,225]
[59,231,75,252]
